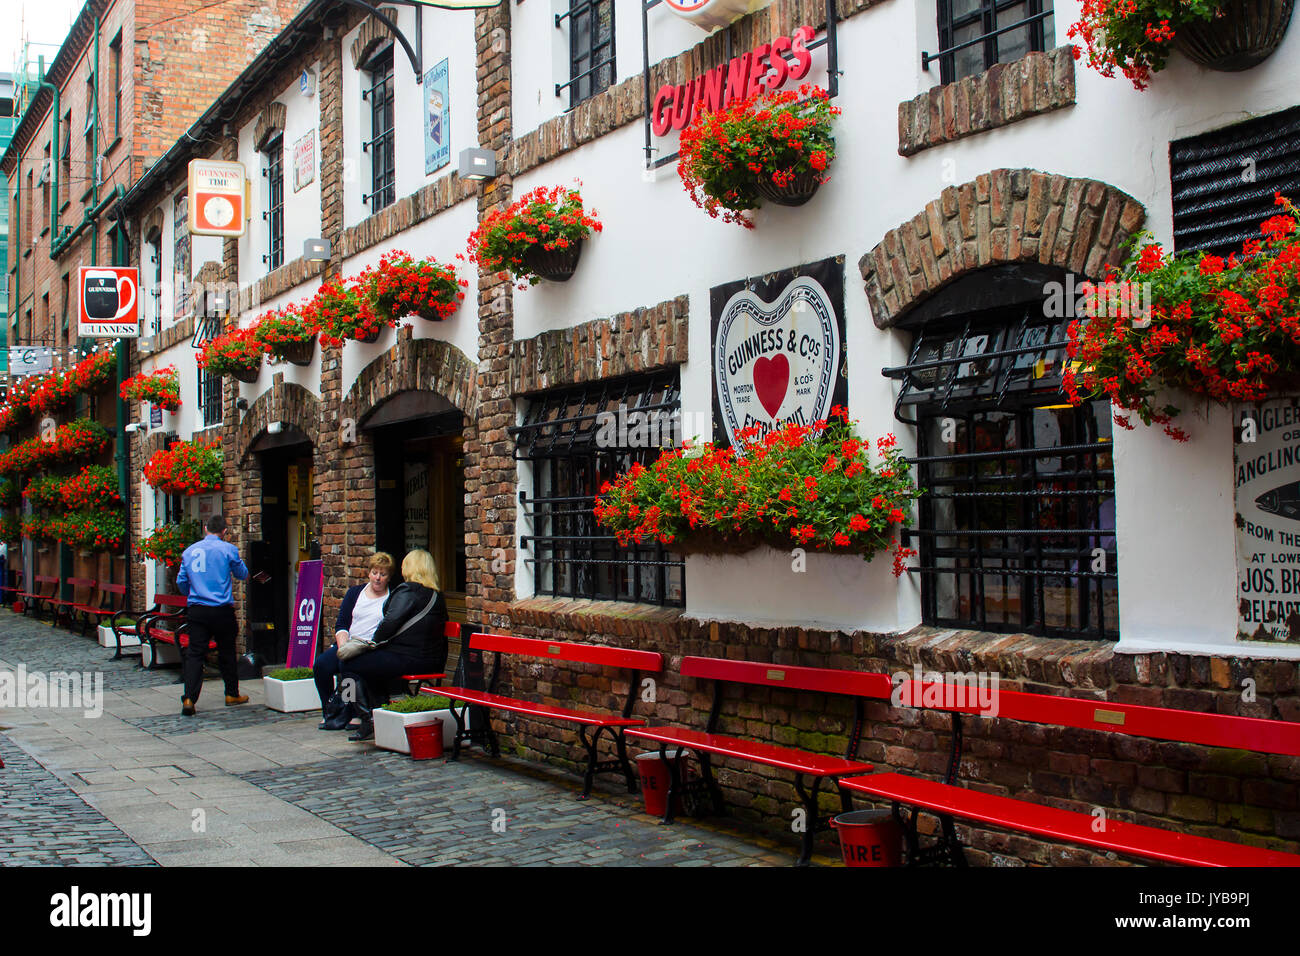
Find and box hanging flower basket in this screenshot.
[522,238,584,282]
[61,465,123,511]
[121,366,182,411]
[51,419,112,466]
[139,519,203,567]
[144,440,223,496]
[678,84,839,230]
[199,327,264,382]
[356,327,383,344]
[466,184,602,288]
[49,509,127,553]
[26,349,117,415]
[1175,0,1295,70]
[1065,194,1300,442]
[359,250,467,321]
[594,410,919,573]
[301,279,392,347]
[252,304,318,366]
[22,475,65,511]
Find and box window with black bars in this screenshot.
[1170,105,1300,257]
[364,46,395,212]
[263,134,284,271]
[560,0,614,110]
[886,302,1117,639]
[513,370,684,607]
[934,0,1053,84]
[199,368,222,427]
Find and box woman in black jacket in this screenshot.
[340,548,449,741]
[314,551,393,729]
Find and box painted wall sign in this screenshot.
[424,58,451,176]
[286,559,324,668]
[663,0,776,31]
[651,26,815,137]
[293,130,316,192]
[78,266,139,338]
[1236,399,1300,642]
[711,256,847,449]
[187,159,247,237]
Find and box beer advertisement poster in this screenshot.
[187,159,247,237]
[1236,399,1300,642]
[424,58,451,176]
[710,256,847,449]
[78,266,140,338]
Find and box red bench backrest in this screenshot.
[36,575,59,586]
[67,577,96,591]
[471,632,663,672]
[445,621,461,639]
[155,594,188,609]
[894,680,1300,757]
[680,656,896,700]
[101,584,127,596]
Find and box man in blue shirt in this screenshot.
[177,515,249,716]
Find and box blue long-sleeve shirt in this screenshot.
[176,533,248,607]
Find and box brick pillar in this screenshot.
[465,3,515,630]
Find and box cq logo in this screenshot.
[297,599,316,622]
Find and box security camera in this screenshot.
[124,422,144,434]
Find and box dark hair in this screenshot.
[207,515,228,534]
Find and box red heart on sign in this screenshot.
[753,353,790,420]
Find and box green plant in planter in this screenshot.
[381,695,452,713]
[267,667,315,681]
[1068,0,1219,89]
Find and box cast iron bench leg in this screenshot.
[615,729,637,793]
[793,773,822,867]
[696,751,726,816]
[578,725,598,800]
[659,742,683,825]
[449,703,467,760]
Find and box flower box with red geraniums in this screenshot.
[301,278,390,348]
[359,250,467,322]
[49,509,127,553]
[198,327,264,381]
[51,419,113,466]
[0,437,49,477]
[466,185,602,288]
[20,514,52,541]
[1065,194,1300,442]
[678,84,839,230]
[0,513,19,543]
[22,475,65,511]
[139,519,203,567]
[594,407,919,573]
[26,349,117,415]
[143,441,222,496]
[251,303,318,364]
[120,366,181,411]
[61,465,123,511]
[0,378,39,433]
[0,478,18,509]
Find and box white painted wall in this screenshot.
[340,6,478,231]
[497,0,1300,654]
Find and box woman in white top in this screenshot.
[314,551,392,729]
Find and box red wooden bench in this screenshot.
[627,658,886,865]
[400,620,462,694]
[22,575,60,619]
[137,594,189,668]
[838,677,1300,867]
[75,582,127,638]
[431,633,663,798]
[54,578,97,630]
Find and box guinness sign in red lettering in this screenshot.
[651,26,816,137]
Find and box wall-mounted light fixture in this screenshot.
[458,147,497,181]
[268,421,284,435]
[304,238,331,262]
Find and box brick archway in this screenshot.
[350,6,400,68]
[341,329,478,424]
[236,378,321,465]
[859,169,1147,328]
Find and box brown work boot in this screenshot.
[225,694,249,707]
[182,698,196,717]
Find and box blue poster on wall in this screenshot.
[425,58,450,176]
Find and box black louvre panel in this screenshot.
[1171,105,1300,256]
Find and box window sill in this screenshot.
[103,135,122,156]
[510,596,684,640]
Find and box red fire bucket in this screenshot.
[830,810,903,867]
[405,720,444,761]
[635,750,686,817]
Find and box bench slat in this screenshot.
[839,772,1300,867]
[681,657,895,699]
[628,726,875,777]
[471,633,663,672]
[436,686,645,727]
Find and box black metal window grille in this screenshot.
[199,368,222,427]
[513,370,684,607]
[886,304,1117,639]
[262,134,284,271]
[363,46,395,211]
[1170,105,1300,257]
[147,244,162,335]
[930,0,1052,83]
[557,0,614,110]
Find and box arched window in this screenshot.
[886,264,1118,639]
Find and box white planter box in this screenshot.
[98,624,141,649]
[373,706,461,754]
[142,640,181,668]
[264,677,319,713]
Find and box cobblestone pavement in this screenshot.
[0,734,156,866]
[0,612,807,867]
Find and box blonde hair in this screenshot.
[368,551,394,574]
[401,549,440,590]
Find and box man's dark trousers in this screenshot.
[182,604,239,702]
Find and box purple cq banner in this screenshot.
[286,559,324,669]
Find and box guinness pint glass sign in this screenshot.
[78,266,139,338]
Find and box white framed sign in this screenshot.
[293,131,315,192]
[187,159,247,237]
